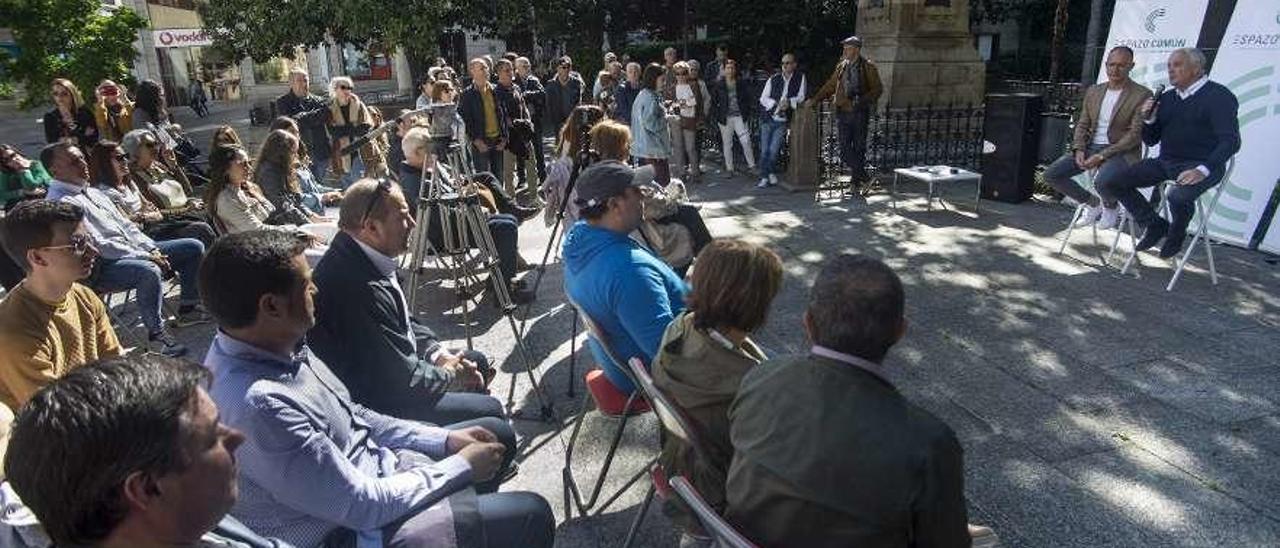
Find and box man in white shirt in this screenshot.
[1043,46,1152,230]
[757,53,807,188]
[40,141,205,356]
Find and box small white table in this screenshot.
[891,166,983,215]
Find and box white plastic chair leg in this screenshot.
[1057,203,1086,255]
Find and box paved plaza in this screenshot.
[5,103,1280,547]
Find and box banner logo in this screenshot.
[1145,8,1167,33]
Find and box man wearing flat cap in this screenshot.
[561,161,689,395]
[808,35,883,194]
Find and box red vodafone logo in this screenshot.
[154,29,212,48]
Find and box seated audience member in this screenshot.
[199,230,550,548]
[310,179,505,425]
[269,116,343,215]
[0,145,50,210]
[89,140,215,246]
[563,161,689,394]
[1101,47,1242,258]
[4,355,290,547]
[42,142,203,356]
[399,127,537,304]
[254,129,330,224]
[592,119,712,265]
[0,200,120,410]
[653,239,779,537]
[541,104,606,230]
[725,254,970,547]
[120,130,202,214]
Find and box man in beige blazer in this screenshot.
[1045,46,1152,229]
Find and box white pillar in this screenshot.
[305,46,331,86]
[393,49,413,95]
[128,0,158,82]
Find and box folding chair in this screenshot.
[561,303,654,520]
[1055,168,1138,266]
[669,476,758,548]
[621,356,718,548]
[96,288,148,346]
[1121,157,1235,291]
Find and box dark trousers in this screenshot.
[531,120,548,181]
[143,217,217,247]
[471,141,504,176]
[1101,158,1223,238]
[836,107,871,183]
[640,157,672,185]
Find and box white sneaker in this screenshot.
[756,177,771,188]
[769,174,779,185]
[1097,206,1121,230]
[1074,204,1103,228]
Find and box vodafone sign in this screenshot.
[153,28,213,48]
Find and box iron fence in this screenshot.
[813,103,986,191]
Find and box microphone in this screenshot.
[1147,84,1166,122]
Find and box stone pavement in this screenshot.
[7,101,1280,546]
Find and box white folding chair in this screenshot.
[561,303,654,520]
[1121,157,1235,291]
[1055,168,1139,266]
[670,476,759,548]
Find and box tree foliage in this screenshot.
[0,0,147,109]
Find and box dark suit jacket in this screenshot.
[459,81,509,143]
[275,92,333,160]
[709,78,755,125]
[308,231,453,417]
[544,74,585,132]
[725,353,970,548]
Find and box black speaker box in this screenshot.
[981,93,1044,203]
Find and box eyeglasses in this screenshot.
[112,152,127,162]
[337,85,354,91]
[360,178,394,224]
[41,233,92,256]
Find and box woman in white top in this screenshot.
[671,61,704,182]
[88,139,216,246]
[204,144,333,261]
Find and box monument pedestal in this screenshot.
[858,0,986,108]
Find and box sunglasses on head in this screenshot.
[360,178,394,223]
[42,233,92,256]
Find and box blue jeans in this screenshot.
[338,156,365,190]
[309,157,331,186]
[1042,143,1129,207]
[92,238,204,334]
[759,118,787,177]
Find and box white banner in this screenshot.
[1204,0,1280,249]
[153,28,212,49]
[1099,0,1211,89]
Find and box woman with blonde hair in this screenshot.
[92,79,134,142]
[327,76,376,188]
[652,239,781,540]
[43,78,99,148]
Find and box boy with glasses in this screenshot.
[0,200,121,410]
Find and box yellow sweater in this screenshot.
[0,282,122,409]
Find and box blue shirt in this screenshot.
[204,332,471,548]
[47,179,158,260]
[562,221,688,393]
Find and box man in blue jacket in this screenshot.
[562,161,689,394]
[1102,47,1241,259]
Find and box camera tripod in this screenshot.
[403,139,555,421]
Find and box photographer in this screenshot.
[495,59,540,204]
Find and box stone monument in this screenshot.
[858,0,986,107]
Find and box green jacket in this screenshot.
[725,353,970,548]
[0,163,51,205]
[652,312,765,525]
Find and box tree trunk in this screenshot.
[1048,0,1070,81]
[1080,0,1106,84]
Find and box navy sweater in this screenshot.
[1143,80,1241,170]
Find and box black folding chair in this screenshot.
[670,476,758,548]
[621,356,719,547]
[561,303,655,520]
